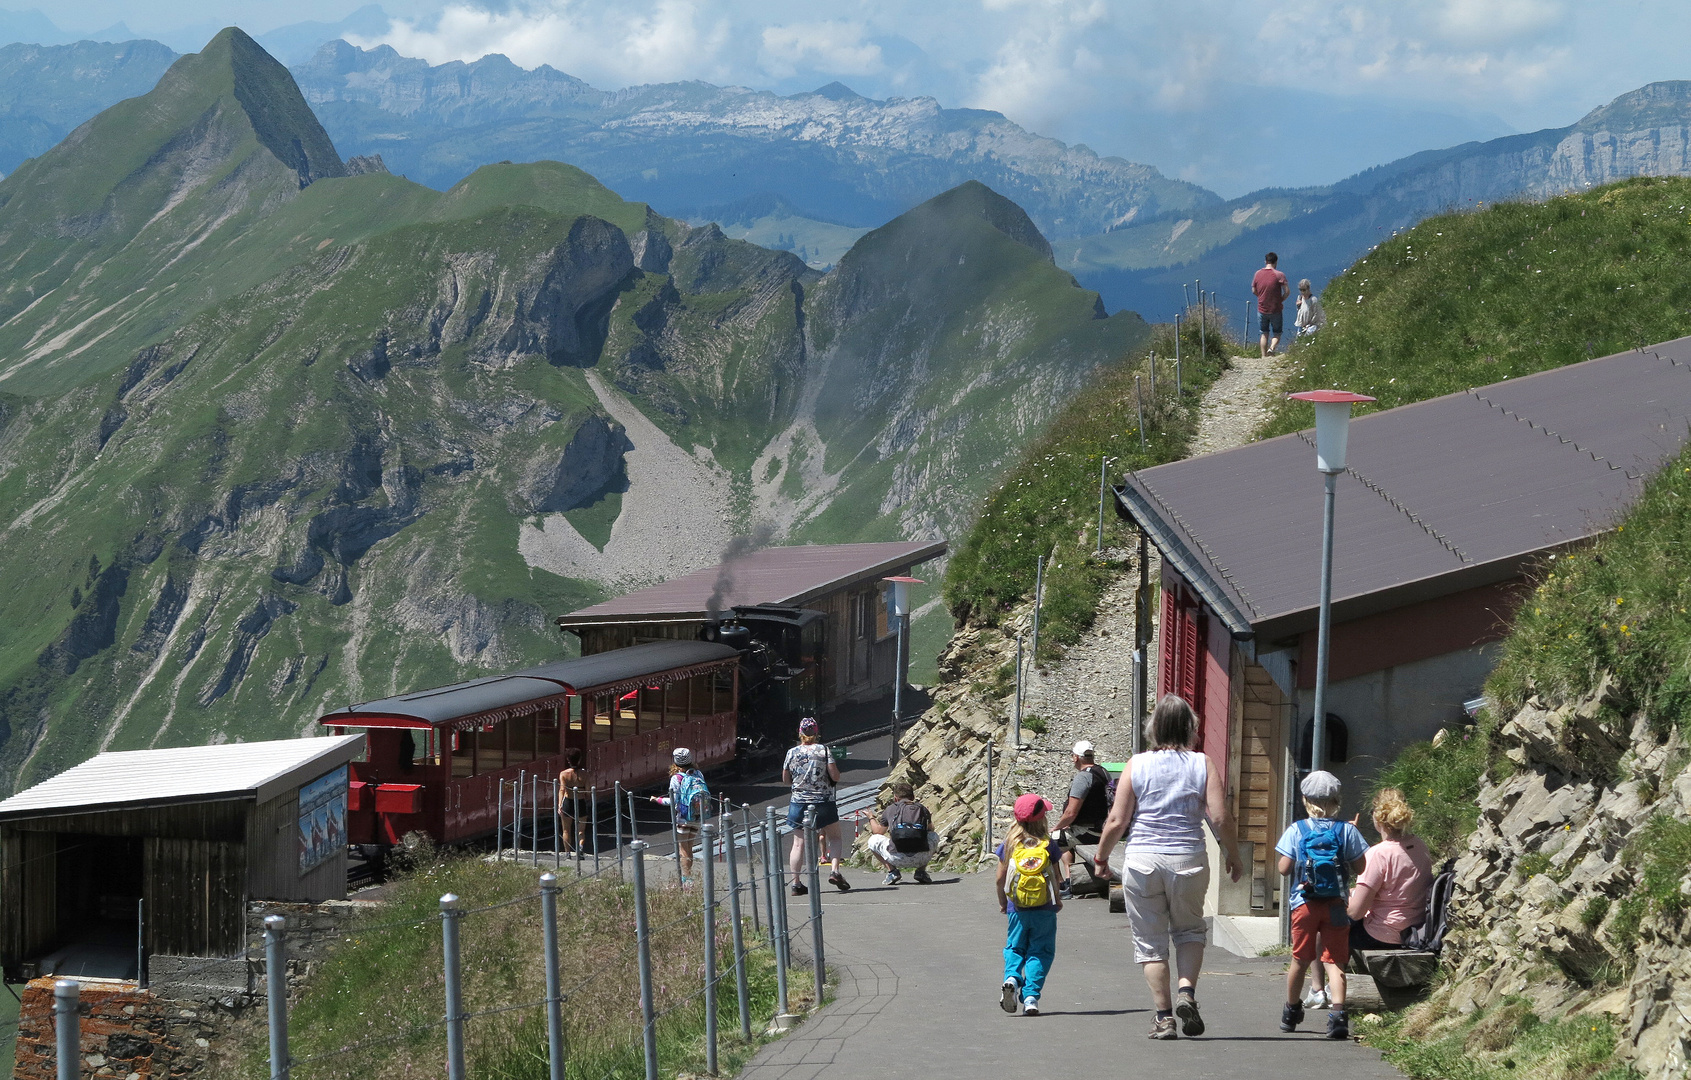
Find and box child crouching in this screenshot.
[1274,770,1369,1039]
[996,793,1063,1016]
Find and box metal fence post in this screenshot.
[534,776,542,868]
[517,771,526,858]
[766,807,790,1016]
[265,915,289,1080]
[804,808,825,1003]
[540,873,565,1080]
[136,897,146,991]
[723,818,752,1040]
[572,785,582,867]
[497,779,505,859]
[53,979,77,1080]
[762,812,778,950]
[441,894,466,1080]
[701,824,720,1075]
[592,786,601,873]
[630,842,659,1080]
[741,803,760,934]
[984,741,994,858]
[615,782,625,869]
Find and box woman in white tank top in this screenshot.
[1092,694,1244,1040]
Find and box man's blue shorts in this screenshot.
[1259,310,1284,335]
[787,800,839,829]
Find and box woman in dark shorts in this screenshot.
[783,717,849,893]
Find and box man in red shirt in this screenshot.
[1251,252,1290,357]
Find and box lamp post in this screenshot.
[883,576,924,765]
[1286,390,1374,774]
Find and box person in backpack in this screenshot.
[1092,694,1243,1040]
[1053,739,1111,899]
[1347,787,1433,952]
[783,717,851,894]
[649,747,709,885]
[995,793,1063,1016]
[1274,770,1369,1040]
[866,782,937,885]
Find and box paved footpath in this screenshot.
[740,864,1406,1080]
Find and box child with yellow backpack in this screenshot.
[995,793,1064,1016]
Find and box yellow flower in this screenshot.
[1616,597,1624,605]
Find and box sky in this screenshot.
[28,1,1688,197]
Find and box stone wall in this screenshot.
[12,898,378,1078]
[1427,678,1691,1078]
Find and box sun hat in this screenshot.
[1300,770,1341,801]
[799,717,820,737]
[1013,793,1051,822]
[1072,739,1095,758]
[673,747,694,767]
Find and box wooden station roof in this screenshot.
[556,541,947,628]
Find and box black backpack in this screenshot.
[1077,765,1111,828]
[886,803,931,853]
[1403,859,1457,954]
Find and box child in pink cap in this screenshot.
[995,792,1063,1016]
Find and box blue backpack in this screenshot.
[1296,817,1346,899]
[673,771,709,823]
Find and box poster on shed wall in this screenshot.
[299,765,349,875]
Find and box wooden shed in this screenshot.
[0,735,364,981]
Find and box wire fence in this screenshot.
[40,806,833,1080]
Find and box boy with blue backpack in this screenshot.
[1274,771,1369,1039]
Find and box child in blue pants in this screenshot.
[996,793,1063,1016]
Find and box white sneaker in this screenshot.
[1302,987,1330,1010]
[1000,978,1019,1014]
[1023,997,1040,1016]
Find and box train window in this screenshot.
[712,668,734,714]
[478,720,507,774]
[589,695,613,743]
[567,696,583,732]
[665,681,685,726]
[508,714,537,764]
[538,708,561,757]
[452,728,476,778]
[638,685,662,733]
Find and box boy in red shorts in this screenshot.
[1274,771,1368,1039]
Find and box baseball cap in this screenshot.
[1300,770,1341,801]
[672,747,694,767]
[799,717,819,737]
[1072,739,1095,758]
[1013,793,1051,822]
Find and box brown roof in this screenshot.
[556,541,948,627]
[1118,337,1691,644]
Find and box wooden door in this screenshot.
[143,838,245,957]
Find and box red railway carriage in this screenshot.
[318,640,740,847]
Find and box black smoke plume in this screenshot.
[706,523,775,619]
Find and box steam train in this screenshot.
[319,605,822,847]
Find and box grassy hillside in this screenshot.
[944,309,1236,658]
[1267,176,1691,437]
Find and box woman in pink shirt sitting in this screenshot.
[1347,788,1434,951]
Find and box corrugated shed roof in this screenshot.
[319,641,740,727]
[555,541,947,626]
[0,735,366,821]
[1119,338,1691,642]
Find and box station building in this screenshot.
[1116,337,1691,917]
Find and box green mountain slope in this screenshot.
[0,33,1145,791]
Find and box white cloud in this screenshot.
[760,21,883,80]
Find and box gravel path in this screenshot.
[1012,350,1291,800]
[518,370,738,592]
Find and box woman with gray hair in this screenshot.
[1094,694,1243,1040]
[1295,279,1325,336]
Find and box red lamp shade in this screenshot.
[1287,390,1376,472]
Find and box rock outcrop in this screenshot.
[1423,680,1691,1078]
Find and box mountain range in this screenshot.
[0,29,1143,793]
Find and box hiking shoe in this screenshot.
[1175,993,1204,1037]
[1022,998,1039,1016]
[829,872,852,892]
[1000,978,1020,1014]
[1059,881,1074,900]
[790,882,808,896]
[1147,1016,1177,1039]
[914,868,932,884]
[883,870,902,886]
[1302,986,1330,1010]
[1326,1011,1350,1040]
[1280,1001,1304,1032]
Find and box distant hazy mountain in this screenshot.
[1060,81,1691,321]
[0,38,175,173]
[289,40,1219,240]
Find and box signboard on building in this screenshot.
[298,765,348,875]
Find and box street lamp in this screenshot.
[1286,389,1374,773]
[883,575,924,765]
